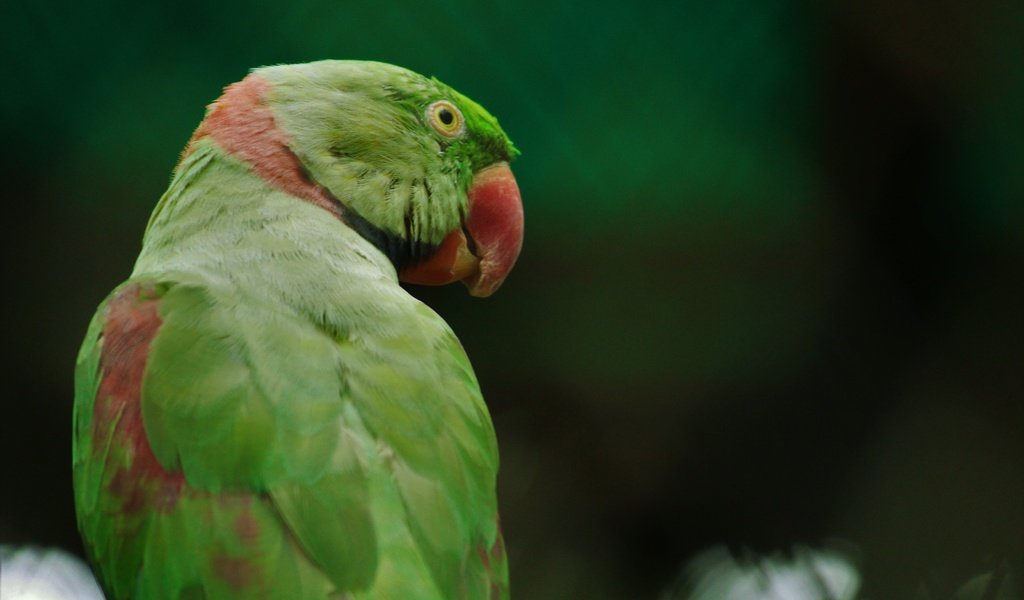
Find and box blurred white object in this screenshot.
[955,564,1018,600]
[666,545,861,600]
[0,546,104,600]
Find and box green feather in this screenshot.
[260,60,516,246]
[74,60,514,599]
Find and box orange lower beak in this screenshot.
[399,162,523,297]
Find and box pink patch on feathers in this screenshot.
[233,511,261,544]
[94,284,185,514]
[476,516,507,600]
[183,74,344,219]
[212,555,256,591]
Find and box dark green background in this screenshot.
[4,1,1023,597]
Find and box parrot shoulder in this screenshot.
[73,272,506,598]
[73,275,379,596]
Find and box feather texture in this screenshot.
[73,61,515,599]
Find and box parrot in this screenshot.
[72,60,523,600]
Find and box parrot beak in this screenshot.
[399,162,523,297]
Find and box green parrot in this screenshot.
[72,60,523,600]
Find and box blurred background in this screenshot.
[3,1,1023,598]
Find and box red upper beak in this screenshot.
[399,162,523,297]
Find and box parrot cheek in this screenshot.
[398,162,523,296]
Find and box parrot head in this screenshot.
[185,60,523,297]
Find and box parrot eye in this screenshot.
[426,100,464,138]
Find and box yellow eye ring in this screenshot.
[426,100,464,137]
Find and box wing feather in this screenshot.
[73,275,507,599]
